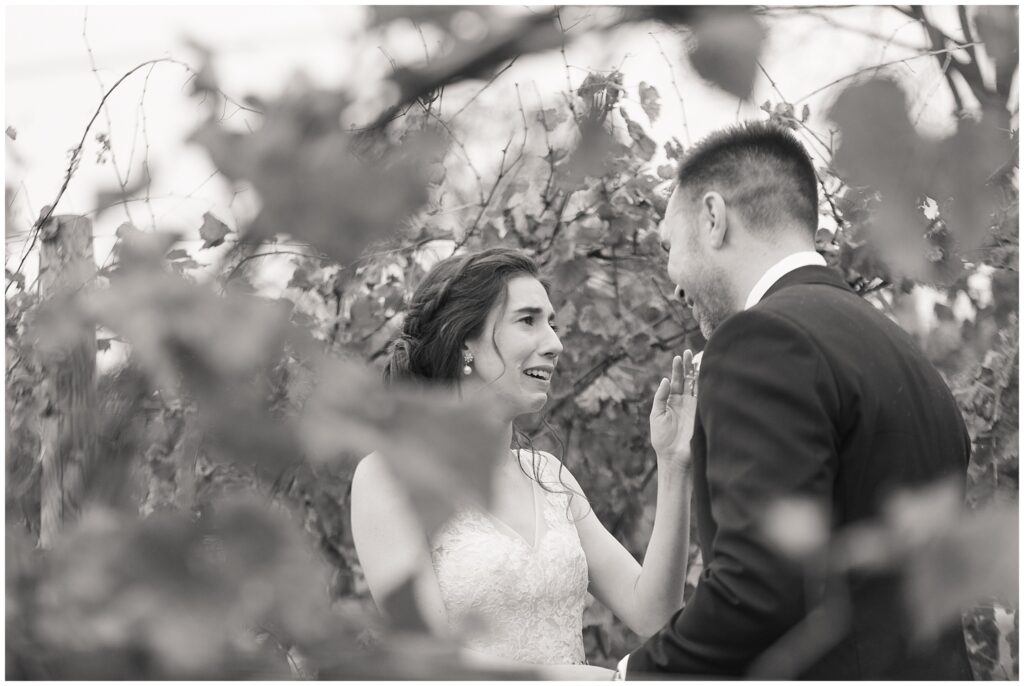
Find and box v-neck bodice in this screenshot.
[480,473,544,550]
[429,451,589,665]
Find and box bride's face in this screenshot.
[463,275,563,418]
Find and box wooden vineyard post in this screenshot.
[36,214,97,549]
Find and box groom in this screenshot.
[620,122,973,679]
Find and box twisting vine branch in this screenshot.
[450,132,522,255]
[902,6,998,110]
[445,57,519,124]
[82,8,137,228]
[417,103,486,206]
[6,58,192,294]
[531,82,560,214]
[648,31,691,146]
[792,43,983,105]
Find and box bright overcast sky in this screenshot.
[6,4,963,287]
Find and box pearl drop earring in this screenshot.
[463,351,474,376]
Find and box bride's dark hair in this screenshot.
[384,248,539,385]
[384,247,582,511]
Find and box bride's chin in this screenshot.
[517,393,549,415]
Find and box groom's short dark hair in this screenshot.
[676,121,818,236]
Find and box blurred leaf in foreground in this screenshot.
[189,85,431,266]
[762,497,830,560]
[300,358,505,536]
[84,268,302,482]
[86,270,289,398]
[11,494,355,679]
[763,478,1018,645]
[112,224,181,271]
[885,479,1018,642]
[686,8,765,100]
[973,6,1019,98]
[830,78,1010,285]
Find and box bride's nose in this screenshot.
[540,327,563,358]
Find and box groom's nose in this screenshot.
[674,285,686,301]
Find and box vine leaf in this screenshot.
[889,481,1019,643]
[619,107,657,162]
[664,138,684,161]
[638,82,661,123]
[687,9,765,100]
[288,266,314,291]
[198,212,231,249]
[973,6,1019,99]
[189,88,432,266]
[536,107,568,132]
[829,78,1009,285]
[576,375,624,414]
[114,223,181,268]
[299,359,506,535]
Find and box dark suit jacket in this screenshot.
[627,265,973,680]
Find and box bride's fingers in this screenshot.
[651,377,669,415]
[669,355,684,395]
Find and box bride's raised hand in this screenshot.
[649,350,698,477]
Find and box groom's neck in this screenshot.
[727,231,816,309]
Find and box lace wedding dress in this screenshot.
[429,451,589,665]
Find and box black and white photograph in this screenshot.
[5,3,1019,680]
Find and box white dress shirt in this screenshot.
[614,250,826,680]
[743,250,827,310]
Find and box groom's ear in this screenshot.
[702,191,728,249]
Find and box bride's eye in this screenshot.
[521,316,534,326]
[550,322,560,333]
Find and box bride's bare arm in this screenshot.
[350,453,450,634]
[555,461,691,639]
[557,354,696,638]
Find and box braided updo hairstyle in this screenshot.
[383,247,542,386]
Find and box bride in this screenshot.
[351,247,696,678]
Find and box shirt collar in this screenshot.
[743,251,827,310]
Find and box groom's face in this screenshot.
[660,187,733,338]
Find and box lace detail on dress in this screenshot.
[429,452,589,665]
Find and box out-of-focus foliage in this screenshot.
[5,5,1017,680]
[829,78,1010,285]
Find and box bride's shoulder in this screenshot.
[351,453,425,534]
[353,451,382,479]
[352,452,401,499]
